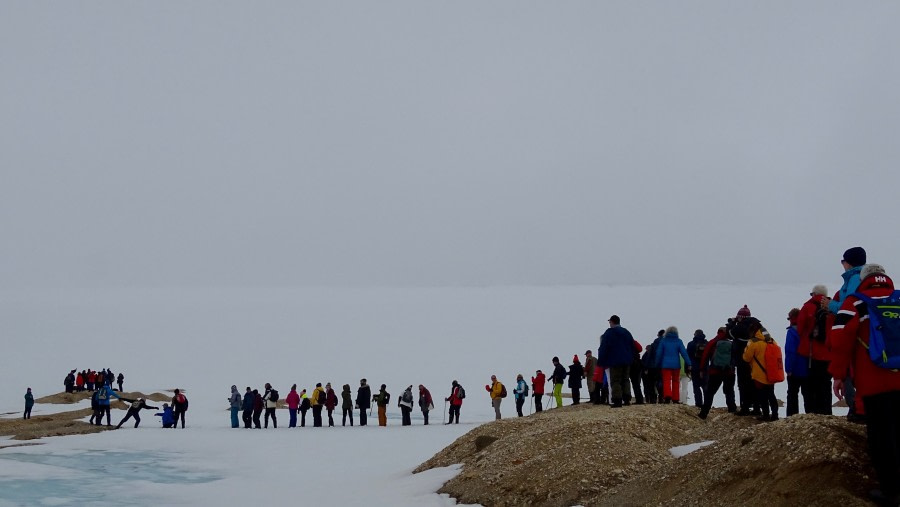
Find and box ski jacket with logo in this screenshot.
[828,273,900,397]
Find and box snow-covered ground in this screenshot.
[0,284,827,505]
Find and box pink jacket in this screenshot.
[286,389,300,410]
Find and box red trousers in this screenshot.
[662,369,680,402]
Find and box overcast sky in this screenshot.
[2,2,899,288]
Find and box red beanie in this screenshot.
[573,354,579,363]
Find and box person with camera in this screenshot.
[373,384,390,426]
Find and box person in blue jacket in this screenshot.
[784,308,809,416]
[513,374,528,417]
[825,246,866,423]
[155,403,175,428]
[654,326,692,403]
[94,384,121,426]
[597,315,637,408]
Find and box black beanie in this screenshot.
[843,247,867,267]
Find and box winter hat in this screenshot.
[811,284,828,296]
[573,355,580,363]
[694,330,705,340]
[552,356,559,363]
[665,325,678,335]
[861,263,887,280]
[736,305,751,319]
[843,247,867,267]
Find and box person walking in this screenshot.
[228,385,242,428]
[286,384,301,428]
[242,386,255,429]
[171,388,189,429]
[24,388,34,419]
[550,357,567,408]
[116,397,159,429]
[514,374,528,417]
[356,379,371,426]
[325,383,338,427]
[568,356,584,405]
[485,375,504,420]
[341,384,354,426]
[445,380,463,424]
[263,383,278,428]
[531,370,546,412]
[418,385,434,425]
[597,315,637,407]
[686,330,709,408]
[399,385,414,426]
[311,383,325,427]
[654,326,692,403]
[373,384,391,426]
[698,326,738,418]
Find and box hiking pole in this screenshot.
[529,394,533,415]
[443,400,447,424]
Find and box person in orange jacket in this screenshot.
[742,322,779,421]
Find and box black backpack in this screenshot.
[694,339,709,363]
[270,389,279,402]
[457,386,466,399]
[810,307,829,343]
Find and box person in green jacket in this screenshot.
[24,388,34,419]
[372,384,390,426]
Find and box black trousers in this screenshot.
[449,404,460,423]
[864,391,900,497]
[400,406,411,426]
[242,409,253,428]
[786,374,810,416]
[642,369,659,404]
[422,409,429,425]
[699,372,736,418]
[265,407,277,428]
[807,359,833,415]
[755,382,778,417]
[117,408,141,428]
[516,397,525,416]
[95,406,111,425]
[736,362,756,412]
[358,408,367,426]
[534,393,543,412]
[630,366,644,403]
[690,370,705,407]
[312,405,323,427]
[570,387,580,405]
[343,408,353,426]
[24,407,32,419]
[173,410,185,428]
[253,409,262,428]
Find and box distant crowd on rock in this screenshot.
[63,368,125,393]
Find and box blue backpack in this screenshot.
[853,291,900,369]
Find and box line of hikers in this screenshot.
[64,368,125,393]
[229,380,464,429]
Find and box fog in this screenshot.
[2,2,898,288]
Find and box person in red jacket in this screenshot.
[285,384,301,428]
[697,327,737,419]
[828,264,900,505]
[531,370,546,412]
[444,380,463,424]
[797,284,832,415]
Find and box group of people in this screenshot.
[64,368,125,393]
[230,380,457,429]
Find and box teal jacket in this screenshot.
[828,266,862,314]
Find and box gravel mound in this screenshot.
[415,404,875,506]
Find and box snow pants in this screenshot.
[231,407,240,428]
[807,359,833,415]
[553,383,563,408]
[661,369,680,402]
[609,366,631,406]
[378,405,387,426]
[342,408,353,426]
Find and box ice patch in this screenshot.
[669,440,715,457]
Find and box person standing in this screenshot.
[445,380,463,424]
[311,383,325,427]
[418,385,434,425]
[698,326,737,419]
[728,306,756,415]
[299,389,310,427]
[531,370,546,412]
[115,397,159,429]
[686,330,708,408]
[784,308,809,416]
[242,386,255,429]
[228,385,242,428]
[485,375,504,420]
[75,372,84,392]
[743,324,780,421]
[95,384,121,426]
[826,247,867,423]
[629,339,645,404]
[399,385,414,426]
[583,351,597,404]
[263,383,278,428]
[829,264,900,504]
[286,384,301,428]
[654,326,692,403]
[597,315,637,407]
[356,379,371,426]
[373,384,391,426]
[252,389,263,429]
[116,373,124,392]
[798,284,833,415]
[550,357,567,408]
[64,370,76,394]
[341,384,354,426]
[514,374,528,417]
[325,383,338,427]
[568,356,584,405]
[24,388,34,419]
[171,389,189,429]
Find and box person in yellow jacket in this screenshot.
[311,383,326,427]
[742,324,779,421]
[485,375,504,420]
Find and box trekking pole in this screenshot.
[443,400,448,424]
[529,394,533,415]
